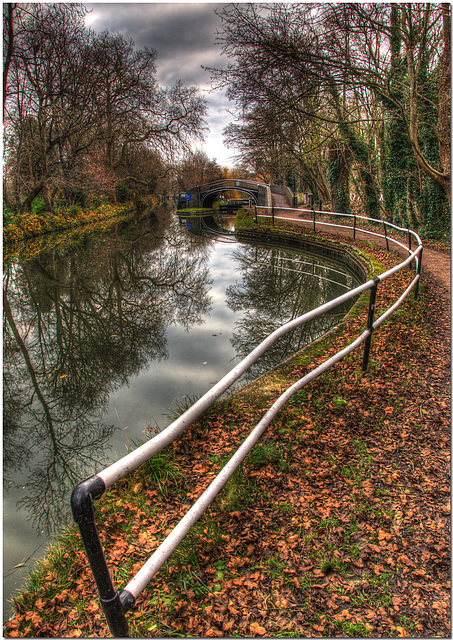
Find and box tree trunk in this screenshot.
[328,144,350,214]
[3,3,16,119]
[20,176,49,213]
[437,4,451,205]
[402,5,450,201]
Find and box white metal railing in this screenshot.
[257,205,421,270]
[71,208,423,636]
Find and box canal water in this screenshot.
[3,207,363,615]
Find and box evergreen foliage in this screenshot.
[328,146,350,215]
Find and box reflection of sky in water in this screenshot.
[3,223,361,615]
[104,243,242,451]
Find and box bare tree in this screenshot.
[322,3,450,202]
[3,2,16,118]
[3,4,208,211]
[4,4,103,210]
[176,150,222,190]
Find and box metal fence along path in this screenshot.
[71,209,423,636]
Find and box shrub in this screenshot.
[31,197,46,216]
[116,182,132,203]
[68,204,82,218]
[2,206,17,227]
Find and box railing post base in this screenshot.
[71,476,130,637]
[100,593,130,638]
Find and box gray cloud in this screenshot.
[85,3,234,163]
[86,3,226,85]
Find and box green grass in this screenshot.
[135,448,185,496]
[163,394,200,422]
[246,441,290,471]
[176,207,216,214]
[335,620,372,637]
[218,467,258,513]
[263,556,287,580]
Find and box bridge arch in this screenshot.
[185,179,272,208]
[200,186,258,208]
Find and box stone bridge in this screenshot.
[185,179,272,208]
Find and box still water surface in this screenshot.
[3,208,362,614]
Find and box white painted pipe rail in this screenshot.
[258,205,422,271]
[98,278,373,489]
[122,327,370,600]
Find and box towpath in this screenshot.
[270,194,450,294]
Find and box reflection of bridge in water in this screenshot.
[179,214,237,243]
[186,179,272,208]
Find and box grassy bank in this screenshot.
[2,198,168,245]
[4,215,450,638]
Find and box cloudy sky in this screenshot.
[84,2,236,166]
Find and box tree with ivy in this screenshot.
[212,3,450,237]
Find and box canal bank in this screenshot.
[4,214,450,638]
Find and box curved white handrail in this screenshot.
[258,205,422,271]
[117,211,422,600]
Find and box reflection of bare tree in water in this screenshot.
[226,244,359,383]
[3,213,213,532]
[3,289,116,531]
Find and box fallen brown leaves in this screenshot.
[4,238,450,638]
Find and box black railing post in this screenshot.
[362,277,380,372]
[272,203,274,226]
[414,247,423,300]
[408,231,413,270]
[71,477,131,637]
[353,215,357,240]
[384,222,390,251]
[313,207,316,232]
